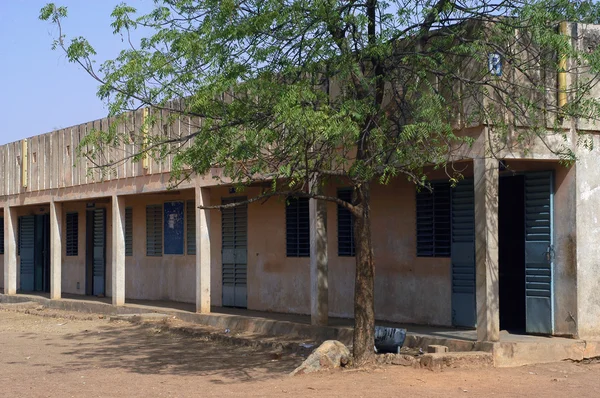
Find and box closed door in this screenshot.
[34,214,50,292]
[19,216,36,292]
[222,197,248,308]
[451,179,476,328]
[87,208,106,296]
[524,172,554,334]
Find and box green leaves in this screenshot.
[40,0,600,194]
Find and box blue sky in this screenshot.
[0,1,151,145]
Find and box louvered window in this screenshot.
[146,204,163,256]
[286,197,310,257]
[66,212,79,256]
[337,189,355,256]
[187,200,196,255]
[0,217,4,255]
[416,182,451,257]
[125,207,133,256]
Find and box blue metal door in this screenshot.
[524,172,554,334]
[19,216,35,292]
[451,180,476,327]
[92,208,106,296]
[221,197,247,308]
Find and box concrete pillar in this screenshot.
[49,200,62,300]
[474,157,500,342]
[3,205,17,295]
[309,185,328,326]
[195,186,211,313]
[111,195,126,306]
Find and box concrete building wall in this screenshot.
[60,200,113,297]
[575,134,600,338]
[207,176,453,325]
[123,191,196,303]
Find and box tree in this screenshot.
[41,0,600,364]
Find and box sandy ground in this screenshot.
[0,309,599,398]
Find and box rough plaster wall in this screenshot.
[209,186,311,314]
[576,24,600,132]
[124,191,196,303]
[209,179,453,326]
[60,201,113,297]
[576,136,600,338]
[552,165,578,336]
[371,178,452,326]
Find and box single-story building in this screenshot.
[2,22,600,343]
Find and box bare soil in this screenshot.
[1,308,599,397]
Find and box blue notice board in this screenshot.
[164,201,184,254]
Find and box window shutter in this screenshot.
[416,182,451,257]
[337,189,355,256]
[286,197,310,257]
[125,207,133,256]
[66,212,79,256]
[146,204,163,256]
[0,217,4,255]
[187,200,196,255]
[433,183,451,256]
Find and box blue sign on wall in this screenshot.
[164,201,184,255]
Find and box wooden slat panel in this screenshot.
[83,122,96,185]
[134,109,144,177]
[70,127,79,187]
[63,129,71,188]
[0,146,5,196]
[100,117,110,182]
[106,116,118,181]
[30,135,38,192]
[92,119,102,182]
[44,133,51,190]
[124,111,135,179]
[6,143,12,195]
[50,131,59,189]
[15,141,23,195]
[149,108,160,175]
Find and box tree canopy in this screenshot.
[41,0,600,363]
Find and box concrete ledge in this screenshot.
[403,334,494,353]
[420,352,494,371]
[583,340,600,359]
[3,293,595,368]
[0,294,353,343]
[492,340,587,367]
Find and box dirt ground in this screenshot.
[1,309,599,397]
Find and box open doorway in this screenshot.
[498,175,526,332]
[19,214,50,293]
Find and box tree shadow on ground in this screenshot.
[48,321,303,384]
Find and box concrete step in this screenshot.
[109,313,171,323]
[420,351,494,371]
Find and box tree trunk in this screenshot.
[352,182,375,364]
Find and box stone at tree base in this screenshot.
[375,353,420,367]
[427,345,449,353]
[290,340,351,376]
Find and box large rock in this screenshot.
[291,340,351,376]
